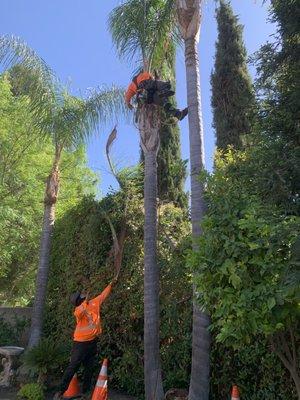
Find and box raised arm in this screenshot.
[93,283,113,306]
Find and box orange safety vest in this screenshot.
[73,284,112,342]
[125,71,153,104]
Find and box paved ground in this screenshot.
[0,389,135,400]
[109,390,136,400]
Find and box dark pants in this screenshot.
[60,339,97,394]
[138,79,181,118]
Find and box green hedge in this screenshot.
[44,193,191,396]
[44,194,295,398]
[210,338,295,399]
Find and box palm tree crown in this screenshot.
[0,35,126,143]
[109,0,178,70]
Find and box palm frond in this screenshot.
[106,125,118,181]
[109,0,179,68]
[83,86,127,131]
[0,36,127,149]
[0,35,63,131]
[0,35,53,82]
[56,87,127,148]
[147,0,180,70]
[109,0,145,63]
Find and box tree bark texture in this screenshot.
[28,148,60,348]
[185,35,211,400]
[176,1,211,399]
[270,330,300,399]
[139,105,164,400]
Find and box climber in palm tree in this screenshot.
[125,69,188,121]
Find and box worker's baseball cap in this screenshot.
[70,291,86,306]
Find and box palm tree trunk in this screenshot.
[28,147,61,348]
[144,149,164,400]
[176,1,211,398]
[185,35,211,400]
[139,105,164,400]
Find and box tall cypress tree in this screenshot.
[141,43,187,208]
[211,0,255,150]
[157,44,187,208]
[254,0,300,210]
[157,113,187,208]
[263,0,300,147]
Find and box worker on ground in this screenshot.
[125,69,188,121]
[53,278,117,400]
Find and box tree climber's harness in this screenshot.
[135,78,174,107]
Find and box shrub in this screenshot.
[0,317,16,345]
[210,336,295,399]
[190,151,299,399]
[17,383,44,400]
[0,316,28,346]
[23,338,69,384]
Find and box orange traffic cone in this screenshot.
[231,385,240,400]
[63,374,81,399]
[91,358,108,400]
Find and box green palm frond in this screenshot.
[82,86,127,132]
[55,87,127,148]
[148,0,180,71]
[0,35,53,83]
[0,35,63,126]
[109,0,179,69]
[0,36,127,150]
[109,0,145,63]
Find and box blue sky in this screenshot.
[1,0,275,196]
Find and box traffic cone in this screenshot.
[231,385,240,400]
[91,358,108,400]
[63,374,81,399]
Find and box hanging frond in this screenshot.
[106,125,119,183]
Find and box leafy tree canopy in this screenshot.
[0,75,98,305]
[190,150,299,346]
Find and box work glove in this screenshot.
[110,276,118,286]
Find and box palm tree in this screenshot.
[28,90,124,349]
[175,2,210,399]
[0,35,125,348]
[109,2,176,398]
[138,104,163,399]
